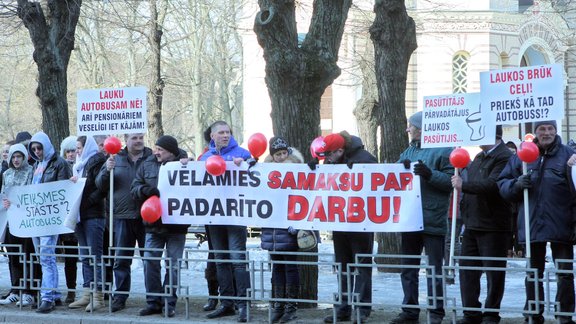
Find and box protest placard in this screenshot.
[480,64,564,124]
[77,86,147,135]
[422,92,496,148]
[157,161,423,232]
[6,179,86,238]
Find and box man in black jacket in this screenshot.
[318,131,377,324]
[451,126,513,324]
[131,135,189,318]
[95,133,153,312]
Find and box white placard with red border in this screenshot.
[157,161,424,232]
[480,64,564,124]
[77,86,147,135]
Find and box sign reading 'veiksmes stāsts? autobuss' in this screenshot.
[421,92,496,148]
[480,64,564,125]
[77,86,147,135]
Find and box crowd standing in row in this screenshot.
[0,115,574,324]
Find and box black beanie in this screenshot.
[155,135,179,157]
[269,136,289,155]
[15,131,32,144]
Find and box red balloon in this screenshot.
[103,136,122,154]
[141,195,162,223]
[517,141,539,163]
[449,148,470,169]
[247,133,267,158]
[205,155,226,176]
[310,136,325,160]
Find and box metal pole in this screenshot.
[449,168,459,267]
[522,162,531,259]
[109,168,114,248]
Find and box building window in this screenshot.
[452,52,469,93]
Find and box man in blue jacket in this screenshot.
[200,121,252,323]
[498,120,576,324]
[391,111,454,324]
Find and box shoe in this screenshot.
[139,306,162,316]
[430,315,444,324]
[54,299,63,307]
[389,313,419,324]
[111,299,126,313]
[163,306,175,318]
[0,293,19,305]
[203,298,218,311]
[323,313,351,323]
[16,294,34,307]
[237,306,247,322]
[206,305,235,319]
[65,291,76,304]
[352,313,369,324]
[36,301,55,313]
[524,316,544,324]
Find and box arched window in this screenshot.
[452,52,470,93]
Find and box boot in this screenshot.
[65,291,76,304]
[68,289,90,309]
[203,278,219,311]
[85,291,104,312]
[270,283,285,323]
[279,285,298,323]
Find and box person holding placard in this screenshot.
[315,131,377,324]
[391,111,454,324]
[200,120,251,323]
[130,135,190,318]
[96,133,152,313]
[451,126,513,324]
[28,131,73,313]
[498,121,576,324]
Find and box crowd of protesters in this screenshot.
[0,115,574,324]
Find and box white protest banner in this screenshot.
[0,208,7,243]
[422,92,496,148]
[77,86,147,135]
[6,179,86,238]
[157,161,423,232]
[480,64,564,124]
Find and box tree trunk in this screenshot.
[17,0,82,150]
[147,0,166,142]
[254,0,352,302]
[353,49,380,157]
[370,0,417,268]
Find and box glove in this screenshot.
[413,160,432,180]
[143,186,160,198]
[346,161,354,169]
[247,157,257,169]
[287,226,298,235]
[307,157,319,170]
[402,159,411,169]
[514,174,532,190]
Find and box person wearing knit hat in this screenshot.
[408,111,423,129]
[131,135,189,318]
[268,136,293,162]
[533,120,557,132]
[500,119,576,323]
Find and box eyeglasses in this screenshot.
[30,145,43,152]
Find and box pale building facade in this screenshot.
[241,0,576,145]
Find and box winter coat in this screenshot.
[131,150,190,234]
[1,143,33,193]
[498,135,576,244]
[398,140,454,236]
[460,142,513,231]
[95,147,153,219]
[78,152,107,221]
[261,148,303,251]
[199,136,251,161]
[28,132,72,184]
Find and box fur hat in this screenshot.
[60,135,78,157]
[408,111,422,129]
[155,135,179,157]
[269,136,290,155]
[533,120,557,131]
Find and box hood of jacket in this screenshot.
[8,143,28,169]
[263,147,304,163]
[74,136,99,177]
[28,131,55,162]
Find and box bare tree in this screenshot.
[12,0,82,148]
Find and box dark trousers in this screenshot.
[270,253,299,287]
[113,219,145,302]
[58,234,78,290]
[400,232,445,319]
[5,228,41,294]
[525,242,574,322]
[459,230,510,322]
[208,225,250,309]
[333,231,374,316]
